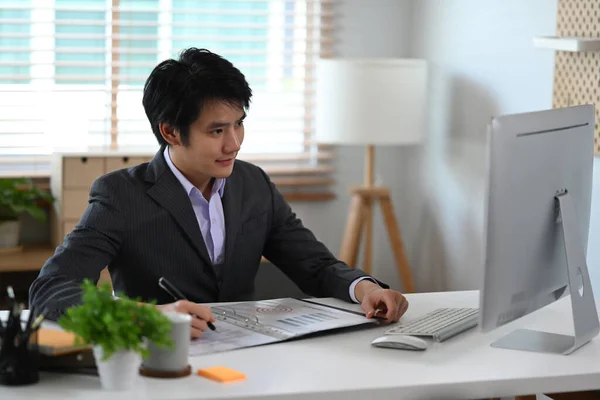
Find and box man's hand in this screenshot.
[157,300,215,339]
[355,280,409,323]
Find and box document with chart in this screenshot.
[189,298,378,356]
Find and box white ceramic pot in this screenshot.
[93,346,142,391]
[0,220,20,248]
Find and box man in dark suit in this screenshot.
[29,48,409,338]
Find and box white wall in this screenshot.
[333,0,411,57]
[409,0,600,292]
[288,0,418,292]
[279,0,600,295]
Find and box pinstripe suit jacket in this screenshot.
[29,149,379,320]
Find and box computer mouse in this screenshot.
[371,335,428,351]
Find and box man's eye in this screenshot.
[211,129,223,135]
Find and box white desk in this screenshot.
[2,290,600,400]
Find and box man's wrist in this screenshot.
[354,279,382,303]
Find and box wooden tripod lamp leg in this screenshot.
[339,193,364,268]
[362,144,375,275]
[379,194,416,293]
[362,197,373,275]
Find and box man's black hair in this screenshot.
[142,48,252,146]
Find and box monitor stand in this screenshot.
[490,192,600,355]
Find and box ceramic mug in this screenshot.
[142,311,191,374]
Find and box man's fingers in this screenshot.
[190,327,203,339]
[191,317,208,333]
[174,300,215,322]
[365,304,386,319]
[396,298,409,321]
[189,303,215,322]
[362,291,409,323]
[170,300,216,336]
[382,296,399,321]
[361,297,375,317]
[173,300,190,313]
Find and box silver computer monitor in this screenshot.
[479,104,599,355]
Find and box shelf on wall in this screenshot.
[533,36,600,52]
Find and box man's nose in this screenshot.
[223,129,240,153]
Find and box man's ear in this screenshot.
[158,122,181,146]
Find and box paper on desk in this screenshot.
[189,322,279,356]
[189,298,374,356]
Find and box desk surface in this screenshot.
[2,290,600,400]
[0,244,54,272]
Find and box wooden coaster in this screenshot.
[139,364,192,379]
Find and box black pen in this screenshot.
[158,277,216,331]
[24,306,35,335]
[20,307,42,345]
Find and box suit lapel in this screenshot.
[220,164,243,277]
[145,149,213,269]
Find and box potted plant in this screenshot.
[0,178,54,251]
[58,280,174,390]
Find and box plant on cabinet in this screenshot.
[0,178,54,251]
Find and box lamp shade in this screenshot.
[315,58,427,145]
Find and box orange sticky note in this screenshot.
[197,366,246,383]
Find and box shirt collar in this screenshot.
[163,146,226,198]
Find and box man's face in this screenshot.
[170,99,245,181]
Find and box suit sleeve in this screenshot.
[260,170,389,302]
[28,176,125,320]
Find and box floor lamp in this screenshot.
[315,58,428,293]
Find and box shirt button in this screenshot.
[211,218,216,224]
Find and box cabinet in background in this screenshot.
[49,150,156,285]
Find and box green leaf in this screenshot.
[0,179,55,222]
[58,279,174,361]
[24,206,46,221]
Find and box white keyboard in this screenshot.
[384,308,479,342]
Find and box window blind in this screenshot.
[0,0,334,199]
